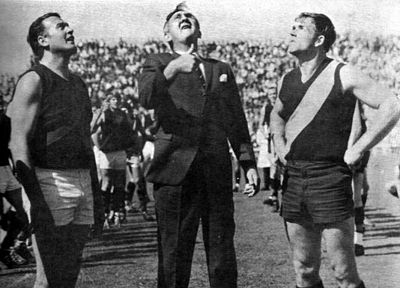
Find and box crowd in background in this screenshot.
[1,33,400,146]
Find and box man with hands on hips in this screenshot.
[271,12,400,288]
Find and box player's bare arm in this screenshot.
[270,81,287,166]
[7,71,42,169]
[341,65,400,165]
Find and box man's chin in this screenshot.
[288,48,299,56]
[66,46,78,56]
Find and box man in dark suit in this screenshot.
[139,3,258,288]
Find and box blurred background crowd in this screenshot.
[1,33,400,147]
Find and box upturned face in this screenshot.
[288,17,319,55]
[164,10,201,44]
[39,16,77,56]
[109,97,119,109]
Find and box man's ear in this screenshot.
[163,24,172,43]
[164,32,172,43]
[314,35,325,49]
[37,34,49,49]
[198,30,202,39]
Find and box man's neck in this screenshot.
[40,52,71,79]
[297,51,327,79]
[172,41,197,54]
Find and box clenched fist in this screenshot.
[164,44,198,80]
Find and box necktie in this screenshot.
[193,56,206,90]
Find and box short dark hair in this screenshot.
[163,3,200,50]
[164,2,200,31]
[296,12,336,52]
[27,12,61,60]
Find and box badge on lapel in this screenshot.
[219,74,228,82]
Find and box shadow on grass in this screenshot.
[364,209,400,255]
[82,211,158,267]
[364,251,400,256]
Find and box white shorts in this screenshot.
[35,168,94,226]
[0,165,21,194]
[93,145,101,166]
[142,141,154,162]
[98,150,127,170]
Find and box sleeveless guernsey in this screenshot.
[22,64,92,169]
[279,58,356,162]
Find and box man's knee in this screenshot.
[293,259,320,284]
[33,278,49,288]
[328,252,362,287]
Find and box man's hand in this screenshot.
[274,145,287,166]
[244,167,260,197]
[163,44,197,80]
[344,147,363,167]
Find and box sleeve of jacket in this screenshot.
[225,65,256,169]
[139,54,169,109]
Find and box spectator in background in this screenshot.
[257,101,280,212]
[0,103,32,269]
[125,106,155,221]
[91,94,136,227]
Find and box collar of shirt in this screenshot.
[174,50,206,81]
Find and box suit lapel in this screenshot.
[159,52,179,67]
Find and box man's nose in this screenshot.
[66,26,74,34]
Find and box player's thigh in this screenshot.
[322,217,356,266]
[286,221,322,265]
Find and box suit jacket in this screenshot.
[139,52,255,185]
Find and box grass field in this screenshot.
[1,148,399,288]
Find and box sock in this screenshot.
[356,281,366,288]
[354,232,364,246]
[354,207,365,228]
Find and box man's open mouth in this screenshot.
[180,21,192,30]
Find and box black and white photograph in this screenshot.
[0,0,399,287]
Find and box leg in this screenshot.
[33,224,89,288]
[202,186,237,288]
[125,181,135,210]
[4,188,29,229]
[154,177,202,288]
[55,224,89,288]
[137,174,154,221]
[258,167,268,191]
[125,164,136,208]
[286,221,323,287]
[137,175,150,212]
[263,166,279,212]
[110,169,126,225]
[322,217,362,288]
[263,165,279,210]
[100,169,112,215]
[32,234,48,288]
[113,169,126,213]
[352,172,365,256]
[361,172,369,207]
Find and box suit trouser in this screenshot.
[154,156,238,288]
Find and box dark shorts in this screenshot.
[281,161,354,224]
